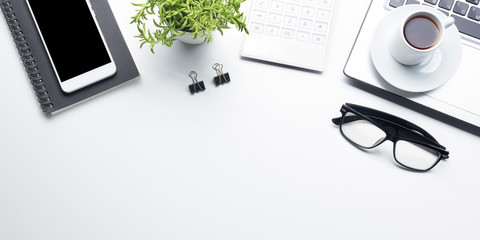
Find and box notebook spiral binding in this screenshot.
[0,0,53,112]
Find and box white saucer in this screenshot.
[370,5,462,92]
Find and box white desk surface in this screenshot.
[1,0,479,239]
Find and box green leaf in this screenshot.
[130,0,249,50]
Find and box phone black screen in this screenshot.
[28,0,112,82]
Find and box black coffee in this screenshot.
[403,16,440,50]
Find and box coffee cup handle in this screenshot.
[443,16,455,28]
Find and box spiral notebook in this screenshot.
[0,0,139,115]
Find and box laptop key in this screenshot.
[466,0,479,5]
[438,8,450,15]
[468,6,480,20]
[390,0,406,7]
[451,15,480,39]
[439,0,454,10]
[424,0,438,5]
[453,1,469,16]
[406,0,421,4]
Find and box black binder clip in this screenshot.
[188,71,205,94]
[212,63,231,86]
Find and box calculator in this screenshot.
[241,0,336,71]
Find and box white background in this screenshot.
[1,0,480,239]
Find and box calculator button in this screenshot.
[281,28,295,39]
[266,25,280,36]
[312,34,326,45]
[268,13,283,23]
[255,0,269,9]
[298,18,313,29]
[302,6,316,17]
[283,16,298,27]
[296,31,311,42]
[271,1,285,11]
[252,10,268,21]
[251,22,265,33]
[285,3,300,14]
[316,9,330,19]
[318,0,333,8]
[313,21,328,32]
[304,0,317,6]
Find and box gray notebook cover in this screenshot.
[1,0,140,115]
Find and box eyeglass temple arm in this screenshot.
[336,113,440,146]
[332,117,341,125]
[332,115,364,126]
[346,103,438,144]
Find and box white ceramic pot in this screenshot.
[176,32,205,45]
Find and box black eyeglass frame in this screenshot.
[332,103,449,171]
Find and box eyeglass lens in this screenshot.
[341,111,441,170]
[340,112,386,148]
[394,140,441,171]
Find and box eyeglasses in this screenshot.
[332,103,449,171]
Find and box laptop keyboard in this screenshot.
[388,0,480,41]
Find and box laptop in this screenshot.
[344,0,480,131]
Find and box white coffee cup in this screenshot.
[389,10,455,65]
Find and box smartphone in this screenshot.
[26,0,116,93]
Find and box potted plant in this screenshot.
[131,0,249,51]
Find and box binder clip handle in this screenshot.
[212,63,230,86]
[188,71,205,94]
[213,63,224,76]
[189,71,199,83]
